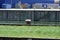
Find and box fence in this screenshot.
[0,9,60,26]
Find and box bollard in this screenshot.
[25,19,31,26]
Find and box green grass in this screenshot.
[0,25,60,39]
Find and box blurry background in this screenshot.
[0,0,60,9]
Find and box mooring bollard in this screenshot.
[25,19,31,26]
[28,39,32,40]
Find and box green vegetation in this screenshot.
[0,25,60,39]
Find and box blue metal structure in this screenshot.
[21,0,54,4]
[0,0,60,8]
[4,0,55,4]
[4,0,19,4]
[3,0,19,8]
[0,0,4,8]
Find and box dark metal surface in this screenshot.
[0,37,60,40]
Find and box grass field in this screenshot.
[0,25,60,39]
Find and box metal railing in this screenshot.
[0,9,60,26]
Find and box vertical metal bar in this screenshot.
[18,11,19,22]
[55,11,57,26]
[57,11,59,25]
[33,9,35,25]
[31,11,33,25]
[58,11,60,25]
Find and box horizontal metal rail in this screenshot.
[0,9,60,11]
